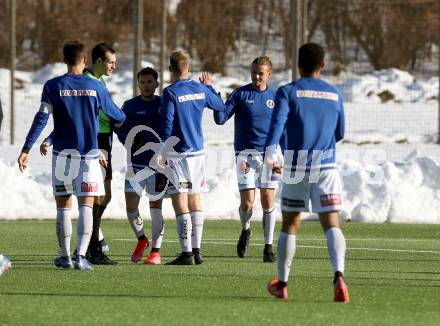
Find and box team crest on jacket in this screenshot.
[266,100,275,108]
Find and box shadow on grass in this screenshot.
[0,291,275,301]
[350,281,440,288]
[349,269,440,275]
[0,290,330,304]
[345,257,440,262]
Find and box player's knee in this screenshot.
[126,203,138,212]
[125,198,138,211]
[318,211,340,231]
[260,190,275,209]
[150,199,162,209]
[281,211,300,233]
[281,221,299,234]
[188,201,201,212]
[241,201,253,213]
[261,198,274,210]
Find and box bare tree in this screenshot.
[0,0,438,75]
[311,1,352,74]
[324,0,439,71]
[172,0,245,74]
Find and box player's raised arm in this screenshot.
[98,86,126,124]
[205,86,225,112]
[198,72,225,113]
[213,90,237,125]
[199,72,212,85]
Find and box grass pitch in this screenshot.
[0,220,439,326]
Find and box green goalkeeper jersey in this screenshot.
[83,68,111,133]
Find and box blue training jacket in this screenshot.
[160,79,225,154]
[115,95,162,169]
[265,77,345,170]
[23,73,125,156]
[213,83,276,154]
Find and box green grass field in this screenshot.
[0,220,439,326]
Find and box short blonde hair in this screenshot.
[252,56,272,70]
[169,50,190,75]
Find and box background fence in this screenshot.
[0,0,439,162]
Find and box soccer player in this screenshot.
[83,43,118,264]
[264,43,349,302]
[41,43,117,264]
[115,67,166,265]
[214,56,278,263]
[159,50,225,265]
[17,41,125,270]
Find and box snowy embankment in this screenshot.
[1,145,440,223]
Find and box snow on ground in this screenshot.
[1,145,440,223]
[0,64,439,223]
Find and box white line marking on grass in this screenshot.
[111,239,440,254]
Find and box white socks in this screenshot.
[277,227,346,284]
[239,206,252,230]
[326,227,346,273]
[77,205,93,256]
[191,211,204,249]
[277,232,297,283]
[56,208,72,257]
[127,209,145,238]
[176,213,192,252]
[240,206,275,244]
[262,208,276,245]
[150,207,164,248]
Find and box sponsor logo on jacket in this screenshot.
[60,90,97,97]
[177,93,206,103]
[297,90,338,101]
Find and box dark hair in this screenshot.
[91,42,115,64]
[63,40,86,66]
[137,67,159,81]
[252,56,272,70]
[298,43,325,75]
